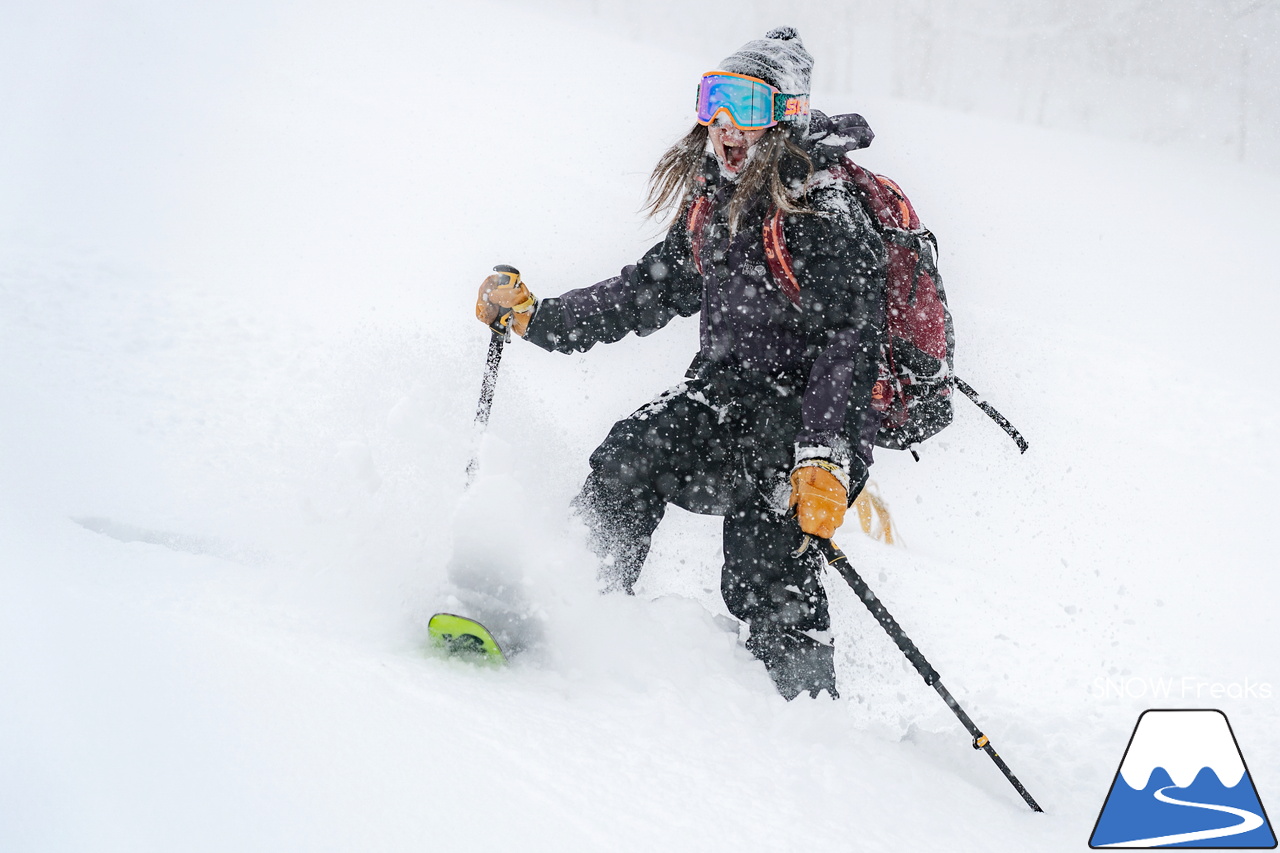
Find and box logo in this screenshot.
[782,96,809,117]
[1090,709,1276,848]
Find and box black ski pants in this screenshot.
[573,375,843,698]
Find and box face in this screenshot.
[708,116,767,175]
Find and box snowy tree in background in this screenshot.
[538,0,1280,169]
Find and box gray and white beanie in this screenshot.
[717,26,813,132]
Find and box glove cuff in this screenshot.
[511,299,539,337]
[794,434,852,466]
[795,438,851,476]
[790,457,851,495]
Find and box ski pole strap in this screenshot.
[954,377,1029,453]
[813,538,939,685]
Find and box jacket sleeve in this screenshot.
[522,216,702,354]
[785,185,888,484]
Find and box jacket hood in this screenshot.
[800,110,874,169]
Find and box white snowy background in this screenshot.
[2,1,1277,851]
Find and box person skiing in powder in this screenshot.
[475,27,886,700]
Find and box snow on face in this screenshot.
[707,116,766,178]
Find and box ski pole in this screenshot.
[803,535,1044,812]
[465,265,521,485]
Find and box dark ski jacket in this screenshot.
[524,111,887,475]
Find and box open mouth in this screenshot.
[723,142,749,172]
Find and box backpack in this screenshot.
[689,160,1027,456]
[766,161,956,452]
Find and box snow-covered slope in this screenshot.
[2,2,1277,851]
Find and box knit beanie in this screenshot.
[717,26,813,98]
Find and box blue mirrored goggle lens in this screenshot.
[696,74,777,129]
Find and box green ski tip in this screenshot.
[427,613,507,665]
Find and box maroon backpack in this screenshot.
[687,164,1027,455]
[761,162,956,452]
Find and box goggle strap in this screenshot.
[772,93,811,123]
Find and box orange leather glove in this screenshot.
[476,268,537,336]
[789,462,849,539]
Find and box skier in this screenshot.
[475,28,886,700]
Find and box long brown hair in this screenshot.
[644,124,815,232]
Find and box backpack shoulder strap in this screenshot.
[762,208,801,305]
[686,195,711,275]
[758,159,936,307]
[758,160,864,305]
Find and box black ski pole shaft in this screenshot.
[954,377,1029,454]
[465,265,520,485]
[473,331,506,429]
[811,536,1043,813]
[465,329,505,486]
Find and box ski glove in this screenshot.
[476,270,537,337]
[789,461,849,540]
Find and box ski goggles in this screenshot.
[696,72,810,130]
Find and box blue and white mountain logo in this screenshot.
[1090,709,1276,848]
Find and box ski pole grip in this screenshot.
[487,265,523,335]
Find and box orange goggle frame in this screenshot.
[696,72,809,130]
